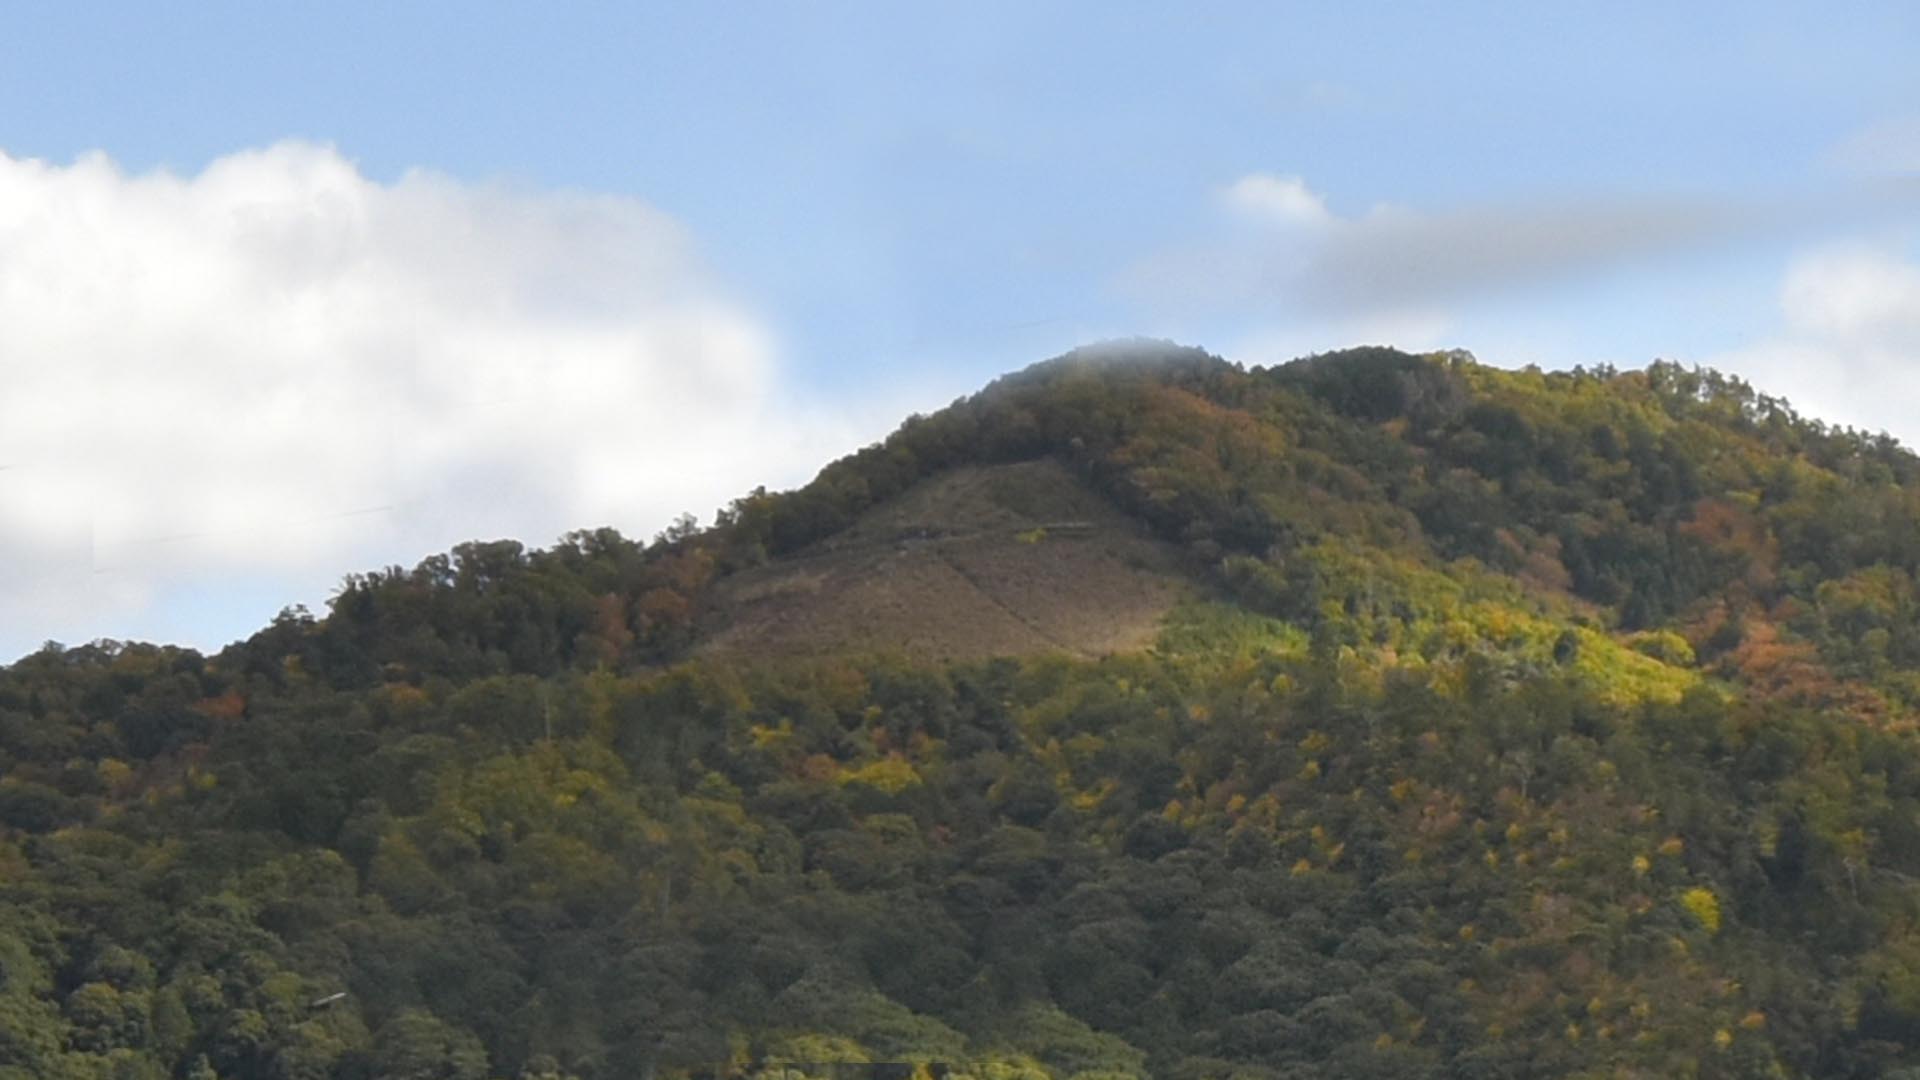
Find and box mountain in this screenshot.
[696,458,1186,662]
[8,342,1920,1078]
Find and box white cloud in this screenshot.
[1223,173,1334,229]
[1780,247,1920,339]
[1703,244,1920,440]
[0,142,862,655]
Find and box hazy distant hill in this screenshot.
[8,342,1920,1078]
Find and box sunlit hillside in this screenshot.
[8,344,1920,1078]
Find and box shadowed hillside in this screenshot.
[12,343,1920,1078]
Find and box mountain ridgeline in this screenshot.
[9,344,1920,1078]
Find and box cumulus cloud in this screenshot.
[0,142,859,655]
[1704,244,1920,440]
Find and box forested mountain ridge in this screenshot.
[9,343,1920,1077]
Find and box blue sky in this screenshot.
[2,2,1919,656]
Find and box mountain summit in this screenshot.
[7,343,1920,1078]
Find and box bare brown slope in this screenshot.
[696,459,1188,662]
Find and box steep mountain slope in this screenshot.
[7,343,1920,1078]
[698,460,1187,661]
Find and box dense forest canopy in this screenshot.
[10,343,1920,1078]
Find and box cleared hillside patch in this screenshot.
[697,459,1188,661]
